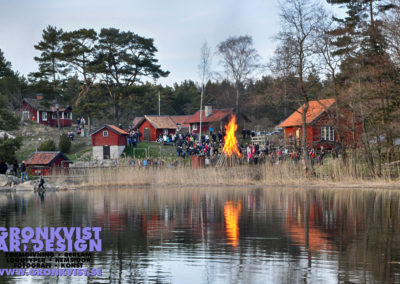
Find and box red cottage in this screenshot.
[279,98,362,150]
[136,115,178,141]
[25,151,71,176]
[91,125,128,160]
[21,97,73,127]
[185,105,233,134]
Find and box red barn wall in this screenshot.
[92,127,127,146]
[139,120,157,141]
[283,107,363,149]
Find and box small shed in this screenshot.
[25,151,71,176]
[136,115,178,141]
[91,125,128,160]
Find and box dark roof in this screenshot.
[23,98,71,112]
[186,108,233,124]
[25,151,71,166]
[90,124,128,136]
[279,99,335,128]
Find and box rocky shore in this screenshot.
[0,175,77,192]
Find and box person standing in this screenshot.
[13,160,18,176]
[0,161,7,174]
[80,117,86,129]
[20,161,29,182]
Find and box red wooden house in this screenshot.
[185,105,233,134]
[25,151,71,176]
[279,98,362,150]
[22,96,73,127]
[91,125,128,160]
[136,115,178,141]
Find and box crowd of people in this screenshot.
[126,127,142,147]
[0,160,30,182]
[122,127,332,168]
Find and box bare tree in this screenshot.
[269,37,296,118]
[277,0,326,173]
[384,0,400,66]
[217,35,262,114]
[198,41,212,143]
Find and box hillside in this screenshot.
[9,121,92,162]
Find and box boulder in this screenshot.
[0,175,20,187]
[14,181,35,191]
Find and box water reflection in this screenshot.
[224,200,242,247]
[0,187,399,283]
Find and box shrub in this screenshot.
[38,139,56,151]
[59,133,71,153]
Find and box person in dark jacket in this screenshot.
[20,161,29,183]
[38,175,45,190]
[13,160,18,176]
[0,161,7,174]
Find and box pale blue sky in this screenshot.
[0,0,339,86]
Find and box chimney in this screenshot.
[36,94,43,101]
[205,103,212,117]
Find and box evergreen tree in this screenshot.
[0,49,13,78]
[93,28,169,123]
[31,26,66,96]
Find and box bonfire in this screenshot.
[223,115,242,158]
[217,115,242,167]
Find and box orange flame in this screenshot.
[223,115,241,157]
[224,200,242,247]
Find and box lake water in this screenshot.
[0,186,400,283]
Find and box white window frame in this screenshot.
[65,112,72,119]
[329,127,335,141]
[22,111,30,120]
[321,126,334,141]
[192,124,198,131]
[42,112,48,121]
[102,131,109,137]
[52,112,58,119]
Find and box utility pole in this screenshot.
[158,90,161,116]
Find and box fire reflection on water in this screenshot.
[224,200,242,247]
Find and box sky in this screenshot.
[0,0,340,86]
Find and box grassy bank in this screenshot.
[74,160,400,189]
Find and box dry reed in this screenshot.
[77,160,400,189]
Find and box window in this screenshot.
[22,111,30,120]
[42,112,47,121]
[192,124,198,131]
[52,112,58,119]
[321,127,334,141]
[102,131,109,137]
[65,112,72,119]
[163,129,169,135]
